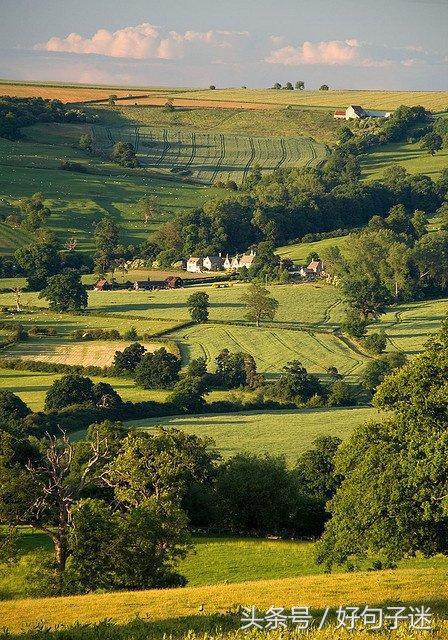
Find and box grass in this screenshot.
[376,298,448,355]
[361,140,448,180]
[1,565,446,632]
[0,368,170,411]
[168,323,365,379]
[127,406,377,463]
[276,236,352,264]
[0,123,210,253]
[101,104,341,145]
[92,122,329,185]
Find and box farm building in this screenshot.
[94,278,112,291]
[187,257,203,273]
[133,277,184,291]
[299,260,325,278]
[229,251,256,270]
[187,250,256,272]
[203,255,224,271]
[334,105,391,120]
[165,276,184,288]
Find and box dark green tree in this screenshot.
[240,283,279,327]
[111,141,139,168]
[113,342,147,373]
[273,360,324,404]
[187,291,209,323]
[317,321,448,569]
[168,377,206,413]
[44,375,94,410]
[134,348,181,389]
[15,236,61,291]
[39,272,87,312]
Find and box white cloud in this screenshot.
[266,39,360,66]
[36,23,249,61]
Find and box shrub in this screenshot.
[363,331,387,354]
[134,348,181,389]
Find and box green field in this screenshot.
[91,123,329,184]
[168,323,364,379]
[277,235,352,264]
[0,123,210,254]
[3,527,446,601]
[128,406,377,463]
[362,140,448,181]
[103,104,341,144]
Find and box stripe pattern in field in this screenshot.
[92,125,329,184]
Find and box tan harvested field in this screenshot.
[3,82,448,112]
[0,82,155,103]
[99,96,279,110]
[3,339,169,367]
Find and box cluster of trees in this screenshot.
[147,156,444,268]
[317,320,448,570]
[319,182,448,344]
[271,81,305,90]
[0,396,343,594]
[0,96,89,140]
[6,192,52,232]
[14,232,92,292]
[111,340,351,409]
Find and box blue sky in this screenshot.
[1,0,447,89]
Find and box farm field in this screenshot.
[3,82,448,111]
[361,140,448,180]
[168,323,364,379]
[100,104,341,144]
[377,298,448,355]
[277,235,352,264]
[173,89,448,112]
[0,123,210,254]
[3,339,171,367]
[2,565,446,633]
[0,282,345,327]
[128,406,377,462]
[91,123,329,184]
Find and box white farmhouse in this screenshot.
[186,257,203,273]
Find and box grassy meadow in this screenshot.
[277,235,352,264]
[101,104,341,144]
[362,140,448,180]
[0,122,210,253]
[1,565,447,633]
[127,406,377,462]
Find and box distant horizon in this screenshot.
[1,78,447,93]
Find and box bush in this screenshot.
[168,377,206,413]
[327,380,355,407]
[363,331,387,354]
[44,374,94,410]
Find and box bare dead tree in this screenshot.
[10,287,22,312]
[24,430,110,573]
[65,237,77,251]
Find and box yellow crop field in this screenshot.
[177,89,448,112]
[2,567,446,632]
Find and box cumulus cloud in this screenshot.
[266,39,360,66]
[36,23,249,60]
[266,37,446,69]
